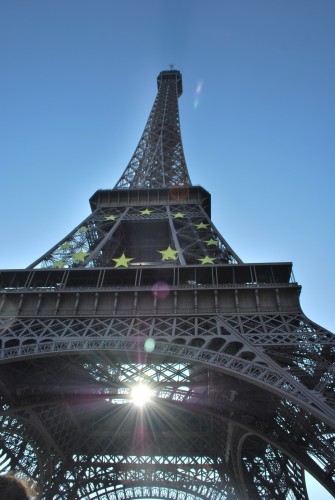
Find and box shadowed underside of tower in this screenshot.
[0,70,335,499]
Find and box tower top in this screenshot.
[157,69,183,97]
[114,69,190,189]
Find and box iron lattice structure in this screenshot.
[0,69,335,499]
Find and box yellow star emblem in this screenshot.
[60,242,71,250]
[158,245,179,261]
[105,215,117,221]
[173,212,185,219]
[53,261,67,268]
[204,239,217,246]
[198,256,216,265]
[77,226,88,233]
[71,250,89,262]
[140,209,153,215]
[112,253,134,268]
[195,222,209,229]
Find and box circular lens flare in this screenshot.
[194,81,203,109]
[152,281,170,300]
[144,338,155,352]
[131,384,153,407]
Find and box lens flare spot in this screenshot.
[170,186,189,202]
[152,281,170,300]
[194,81,204,110]
[144,338,155,352]
[131,383,153,407]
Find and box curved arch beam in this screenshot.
[0,336,334,428]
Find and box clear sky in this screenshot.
[0,1,334,498]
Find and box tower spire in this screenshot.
[114,69,191,189]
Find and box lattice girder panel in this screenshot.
[213,416,309,499]
[115,70,191,190]
[2,362,335,497]
[0,410,53,486]
[2,321,335,488]
[69,455,228,487]
[29,200,242,269]
[51,482,228,500]
[222,313,335,398]
[30,207,129,270]
[1,362,238,497]
[1,354,334,494]
[275,400,335,477]
[0,314,334,419]
[168,205,240,265]
[212,402,335,498]
[241,437,308,500]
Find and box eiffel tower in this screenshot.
[1,69,335,499]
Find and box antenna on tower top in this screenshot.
[169,64,175,70]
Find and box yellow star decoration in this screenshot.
[52,261,67,268]
[173,212,185,219]
[77,226,88,233]
[158,245,179,261]
[204,239,217,246]
[71,250,89,262]
[140,209,153,215]
[60,242,71,250]
[105,215,117,221]
[195,222,209,229]
[198,256,216,265]
[112,253,134,268]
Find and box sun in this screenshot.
[131,383,153,407]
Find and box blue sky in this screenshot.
[0,1,334,497]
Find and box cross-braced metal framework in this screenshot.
[115,70,191,189]
[1,69,335,499]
